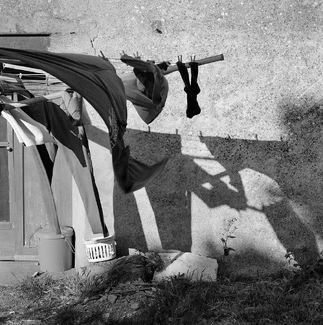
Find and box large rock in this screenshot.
[153,252,218,282]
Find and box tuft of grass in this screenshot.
[18,273,57,299]
[63,269,110,298]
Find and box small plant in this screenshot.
[221,235,236,256]
[285,251,300,268]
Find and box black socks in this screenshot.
[176,61,201,118]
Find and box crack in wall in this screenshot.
[89,34,98,55]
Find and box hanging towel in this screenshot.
[120,54,169,124]
[1,107,56,146]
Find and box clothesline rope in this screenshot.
[100,51,225,75]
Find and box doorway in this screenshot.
[0,34,51,260]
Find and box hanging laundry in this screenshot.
[120,54,169,124]
[1,106,56,147]
[176,61,201,118]
[0,48,168,193]
[60,89,92,126]
[21,100,106,234]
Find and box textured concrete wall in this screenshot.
[1,0,323,275]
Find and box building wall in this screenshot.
[1,0,323,275]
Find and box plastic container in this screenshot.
[84,235,116,262]
[35,226,74,272]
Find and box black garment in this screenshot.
[176,61,201,118]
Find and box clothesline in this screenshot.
[99,50,224,74]
[1,53,224,79]
[163,54,224,75]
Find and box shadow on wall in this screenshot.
[88,98,323,268]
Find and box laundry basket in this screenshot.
[84,235,116,262]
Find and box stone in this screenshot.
[153,252,218,282]
[107,294,118,304]
[81,265,106,276]
[130,302,140,310]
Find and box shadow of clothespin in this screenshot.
[133,51,141,59]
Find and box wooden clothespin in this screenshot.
[190,55,196,62]
[178,55,182,62]
[100,51,106,59]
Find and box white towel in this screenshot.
[1,108,56,146]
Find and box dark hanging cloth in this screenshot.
[176,61,201,118]
[0,48,168,193]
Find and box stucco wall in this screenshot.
[1,0,323,275]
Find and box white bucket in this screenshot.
[83,235,116,262]
[35,226,74,272]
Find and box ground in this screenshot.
[1,258,323,325]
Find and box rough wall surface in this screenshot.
[1,0,323,275]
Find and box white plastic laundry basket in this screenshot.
[84,236,116,262]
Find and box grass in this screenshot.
[2,266,323,325]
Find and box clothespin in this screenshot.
[178,55,182,62]
[100,51,106,59]
[190,55,196,62]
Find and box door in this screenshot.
[0,116,15,259]
[0,116,44,260]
